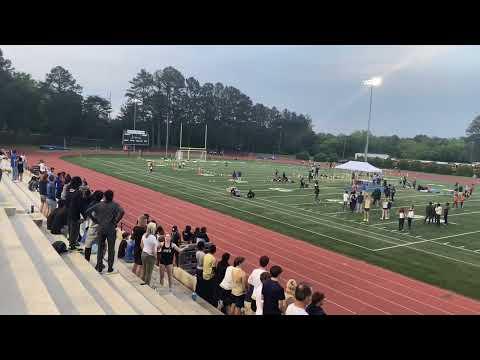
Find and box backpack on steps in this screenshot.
[52,241,67,254]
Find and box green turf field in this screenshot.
[65,154,480,299]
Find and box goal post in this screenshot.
[176,123,208,161]
[175,147,207,161]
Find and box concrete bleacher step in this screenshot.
[6,174,221,315]
[12,214,105,315]
[0,208,59,315]
[112,262,181,315]
[60,251,138,315]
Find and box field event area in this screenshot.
[65,154,480,300]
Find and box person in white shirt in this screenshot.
[285,283,312,315]
[435,203,443,226]
[39,161,47,174]
[247,255,270,314]
[254,272,271,315]
[407,205,415,230]
[381,199,389,220]
[140,222,159,286]
[219,263,234,315]
[343,191,349,211]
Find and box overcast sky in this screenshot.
[1,45,478,138]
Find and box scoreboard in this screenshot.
[122,129,149,146]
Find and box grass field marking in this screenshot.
[117,159,480,257]
[374,230,480,252]
[92,159,480,266]
[97,160,378,251]
[105,160,408,248]
[374,239,439,251]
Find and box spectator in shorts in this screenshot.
[195,241,206,298]
[202,244,217,306]
[158,233,182,291]
[246,255,270,314]
[219,259,234,314]
[435,203,442,226]
[140,222,159,286]
[214,253,230,309]
[285,279,298,309]
[306,291,327,315]
[132,215,148,278]
[343,191,349,211]
[262,265,286,315]
[182,225,194,243]
[381,198,389,220]
[285,283,312,315]
[39,173,49,216]
[230,256,247,315]
[46,174,57,217]
[254,271,271,315]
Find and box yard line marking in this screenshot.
[375,230,480,252]
[94,159,480,265]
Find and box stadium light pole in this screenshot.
[362,76,382,162]
[131,98,141,152]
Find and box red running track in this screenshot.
[29,152,480,314]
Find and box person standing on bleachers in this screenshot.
[83,190,104,262]
[65,176,86,251]
[85,190,125,273]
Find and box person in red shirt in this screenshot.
[453,191,459,208]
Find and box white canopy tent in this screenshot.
[335,161,382,174]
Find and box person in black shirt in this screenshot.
[424,202,433,224]
[86,190,125,273]
[247,189,255,199]
[17,156,24,182]
[196,226,210,244]
[444,202,450,225]
[262,265,286,315]
[48,199,67,234]
[65,176,86,250]
[306,291,327,315]
[182,225,194,243]
[314,184,320,204]
[117,232,129,259]
[171,225,181,266]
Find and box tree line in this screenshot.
[1,48,479,164]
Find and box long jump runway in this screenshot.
[28,152,480,314]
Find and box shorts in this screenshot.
[47,198,57,211]
[364,208,370,212]
[40,195,46,203]
[220,288,233,305]
[231,293,245,308]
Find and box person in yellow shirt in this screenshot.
[231,257,248,315]
[202,245,217,306]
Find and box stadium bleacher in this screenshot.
[0,174,221,315]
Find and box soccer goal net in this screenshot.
[175,147,207,161]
